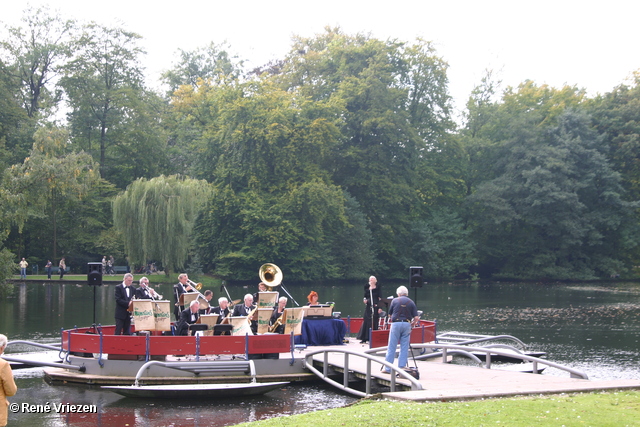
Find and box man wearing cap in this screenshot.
[382,285,420,374]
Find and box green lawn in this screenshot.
[235,391,640,427]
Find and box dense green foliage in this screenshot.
[112,175,212,274]
[2,9,640,281]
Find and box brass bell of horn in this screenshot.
[259,263,283,287]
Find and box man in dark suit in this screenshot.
[135,276,161,300]
[210,297,230,322]
[175,300,200,336]
[115,273,134,335]
[232,294,257,334]
[173,273,196,321]
[199,290,214,315]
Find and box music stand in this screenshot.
[213,324,233,336]
[380,297,393,307]
[188,324,208,336]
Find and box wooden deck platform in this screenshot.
[308,340,640,401]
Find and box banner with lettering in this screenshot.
[257,291,278,308]
[132,300,155,331]
[257,308,273,334]
[230,316,252,336]
[152,301,171,331]
[284,307,305,336]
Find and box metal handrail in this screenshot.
[367,343,589,379]
[437,332,527,349]
[303,348,423,398]
[133,360,257,386]
[5,340,84,372]
[6,340,62,352]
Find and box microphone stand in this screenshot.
[279,282,299,307]
[221,283,234,305]
[369,286,375,328]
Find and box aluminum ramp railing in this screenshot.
[304,348,423,398]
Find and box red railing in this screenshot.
[61,325,292,358]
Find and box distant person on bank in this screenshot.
[19,258,28,279]
[45,260,53,280]
[58,258,66,279]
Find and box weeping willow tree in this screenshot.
[113,175,213,274]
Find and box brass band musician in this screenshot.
[175,300,200,336]
[173,273,196,320]
[232,294,257,334]
[210,297,230,322]
[269,296,288,334]
[135,276,161,300]
[199,290,214,315]
[253,281,268,304]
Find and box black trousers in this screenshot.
[115,316,131,335]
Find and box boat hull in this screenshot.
[102,381,290,398]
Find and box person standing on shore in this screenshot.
[0,334,18,427]
[58,258,66,279]
[19,258,28,280]
[45,260,53,280]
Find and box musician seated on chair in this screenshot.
[269,296,288,334]
[173,273,196,321]
[135,276,160,300]
[199,289,214,314]
[232,293,257,334]
[210,297,230,321]
[175,300,200,336]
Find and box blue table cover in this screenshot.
[295,318,346,346]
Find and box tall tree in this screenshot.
[275,29,454,275]
[0,6,75,119]
[4,126,100,260]
[405,208,477,279]
[588,72,640,201]
[112,175,212,273]
[466,110,637,279]
[61,22,167,187]
[0,58,33,170]
[161,41,244,94]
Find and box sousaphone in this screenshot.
[259,263,283,288]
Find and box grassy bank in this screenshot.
[11,273,222,287]
[235,391,640,427]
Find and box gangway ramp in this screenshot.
[302,341,640,401]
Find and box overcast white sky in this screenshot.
[2,1,640,116]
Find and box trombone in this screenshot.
[187,279,203,292]
[186,279,210,309]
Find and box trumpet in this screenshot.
[150,288,163,300]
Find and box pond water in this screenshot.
[2,279,639,426]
